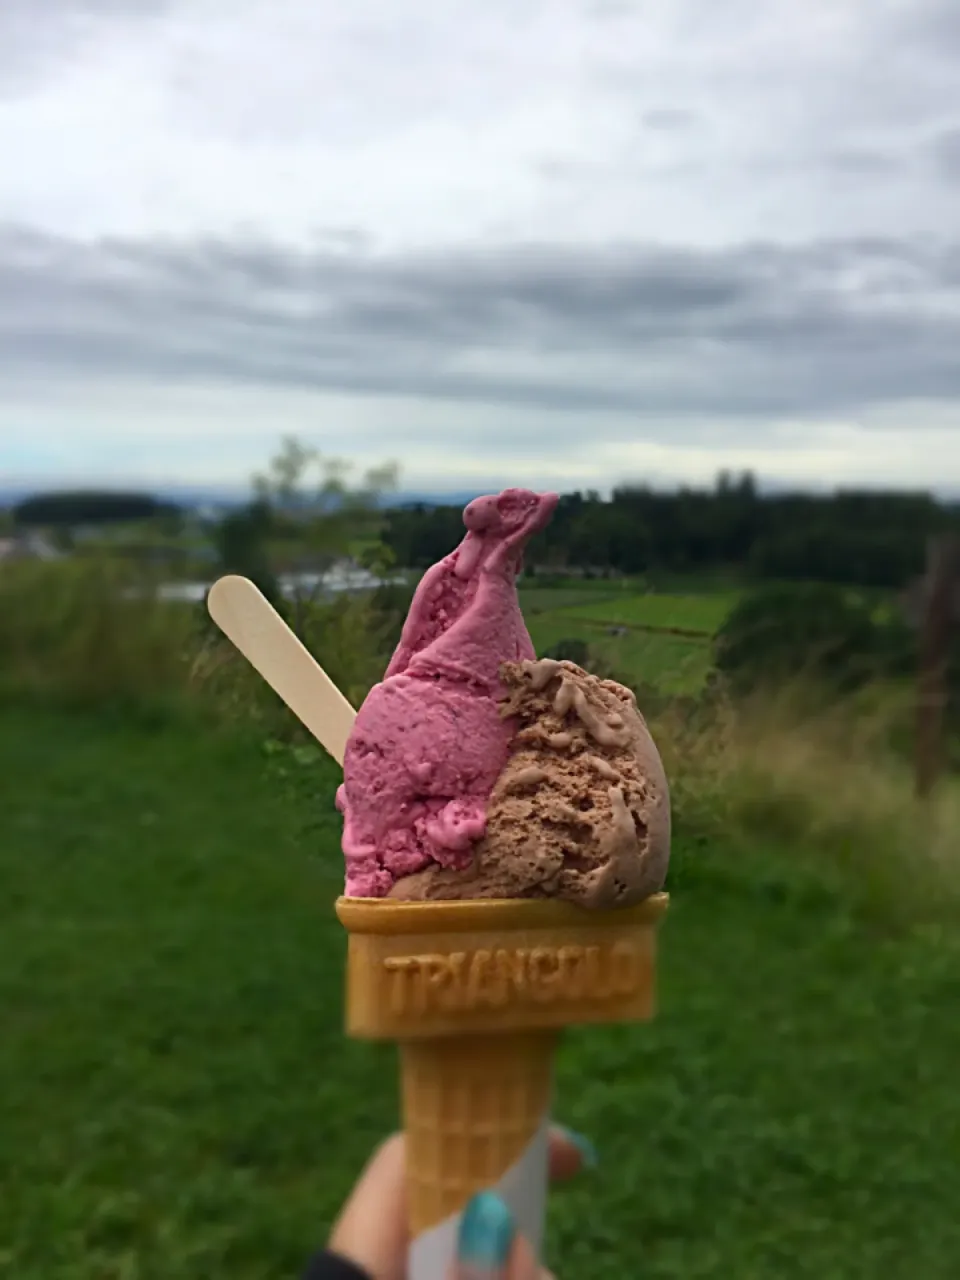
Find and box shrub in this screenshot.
[0,554,398,734]
[191,587,397,736]
[541,637,591,667]
[649,676,960,924]
[714,582,894,696]
[210,501,282,609]
[0,557,199,716]
[367,580,415,659]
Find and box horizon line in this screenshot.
[2,476,958,506]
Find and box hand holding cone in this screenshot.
[207,541,669,1280]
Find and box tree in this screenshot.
[252,434,399,572]
[378,480,951,591]
[542,638,590,667]
[211,499,281,609]
[381,503,465,569]
[714,582,889,695]
[252,435,319,512]
[13,490,180,528]
[223,436,402,644]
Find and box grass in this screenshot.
[0,557,199,710]
[0,557,723,709]
[3,707,960,1278]
[519,581,723,695]
[520,581,733,694]
[520,583,738,636]
[557,591,739,635]
[0,557,398,723]
[526,615,713,695]
[519,584,636,614]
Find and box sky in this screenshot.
[2,0,960,497]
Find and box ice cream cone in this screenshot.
[400,1030,556,1238]
[335,893,668,1275]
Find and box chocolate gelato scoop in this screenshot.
[389,658,671,908]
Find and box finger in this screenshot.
[507,1234,544,1280]
[547,1124,597,1183]
[328,1133,408,1280]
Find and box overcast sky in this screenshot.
[2,0,960,496]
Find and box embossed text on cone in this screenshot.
[336,894,668,1243]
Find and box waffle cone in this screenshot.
[399,1030,555,1234]
[336,894,667,1234]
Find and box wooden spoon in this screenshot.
[206,575,357,766]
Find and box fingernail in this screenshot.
[557,1125,599,1168]
[456,1190,516,1272]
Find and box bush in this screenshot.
[649,677,960,924]
[211,501,282,609]
[190,585,401,737]
[541,637,591,667]
[749,526,925,588]
[714,582,896,696]
[0,555,399,733]
[0,557,200,716]
[367,580,415,659]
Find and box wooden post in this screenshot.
[915,534,960,799]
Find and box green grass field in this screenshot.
[518,582,723,694]
[519,583,738,635]
[525,616,713,695]
[557,591,738,635]
[3,707,959,1278]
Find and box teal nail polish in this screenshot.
[557,1125,599,1168]
[456,1190,516,1271]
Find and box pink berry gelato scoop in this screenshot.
[336,488,558,897]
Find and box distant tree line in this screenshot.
[382,474,959,589]
[12,491,181,527]
[11,473,960,594]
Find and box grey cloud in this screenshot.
[823,145,905,178]
[586,0,634,18]
[904,0,960,56]
[320,228,373,253]
[0,0,170,93]
[2,224,960,423]
[933,125,960,180]
[0,0,164,22]
[534,158,595,184]
[642,108,697,132]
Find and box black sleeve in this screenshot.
[301,1249,372,1280]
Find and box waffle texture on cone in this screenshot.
[400,1032,555,1234]
[336,894,667,1040]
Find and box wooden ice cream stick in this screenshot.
[206,575,357,766]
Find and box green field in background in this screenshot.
[517,582,723,693]
[551,591,739,635]
[525,615,712,694]
[522,586,742,634]
[519,584,635,615]
[2,709,959,1279]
